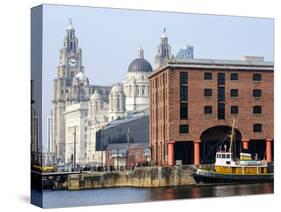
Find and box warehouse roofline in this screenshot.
[149,58,274,78]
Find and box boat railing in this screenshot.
[235,159,271,167]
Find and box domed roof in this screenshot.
[128,58,153,73]
[74,72,88,81]
[128,48,153,73]
[90,90,102,100]
[111,83,124,93]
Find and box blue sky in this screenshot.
[41,4,273,151]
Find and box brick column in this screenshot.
[266,139,273,162]
[242,139,250,150]
[167,141,175,166]
[194,140,200,165]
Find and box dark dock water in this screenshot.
[41,182,273,208]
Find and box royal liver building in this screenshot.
[52,20,87,163]
[51,20,156,165]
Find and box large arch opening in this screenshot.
[199,126,242,164]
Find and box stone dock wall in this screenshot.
[68,166,195,190]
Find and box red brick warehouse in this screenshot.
[149,57,273,166]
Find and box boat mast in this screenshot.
[229,119,235,156]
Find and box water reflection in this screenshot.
[42,183,273,208]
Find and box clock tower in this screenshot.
[52,19,86,162]
[59,18,84,83]
[154,28,171,69]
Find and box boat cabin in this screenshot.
[214,151,268,174]
[215,152,236,166]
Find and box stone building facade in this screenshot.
[149,57,274,166]
[52,20,87,162]
[64,102,88,165]
[109,83,126,121]
[51,21,152,165]
[123,47,153,112]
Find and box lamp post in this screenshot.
[73,126,77,171]
[117,149,119,171]
[149,145,153,166]
[101,125,104,171]
[127,127,131,169]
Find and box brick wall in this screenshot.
[150,65,273,163]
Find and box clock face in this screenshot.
[67,57,78,68]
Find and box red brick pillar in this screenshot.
[242,139,250,150]
[168,141,175,166]
[266,139,273,162]
[194,140,200,166]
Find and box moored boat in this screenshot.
[193,119,273,184]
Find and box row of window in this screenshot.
[180,93,263,119]
[204,88,262,97]
[180,72,189,120]
[179,123,263,134]
[179,72,264,121]
[204,72,262,81]
[204,105,262,115]
[127,85,149,97]
[217,77,226,119]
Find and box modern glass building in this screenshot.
[96,108,149,151]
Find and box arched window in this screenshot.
[136,85,139,96]
[129,85,132,97]
[117,98,120,111]
[142,86,145,96]
[98,101,103,110]
[111,98,114,111]
[80,89,84,99]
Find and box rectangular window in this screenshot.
[230,73,238,81]
[142,86,145,96]
[230,89,239,97]
[180,73,188,120]
[180,72,188,84]
[218,103,225,119]
[204,72,212,80]
[253,73,262,81]
[231,106,239,114]
[253,89,262,97]
[179,125,189,134]
[253,124,262,132]
[204,106,213,114]
[204,88,212,97]
[218,73,225,85]
[180,103,188,119]
[180,86,188,101]
[218,87,225,101]
[253,106,262,114]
